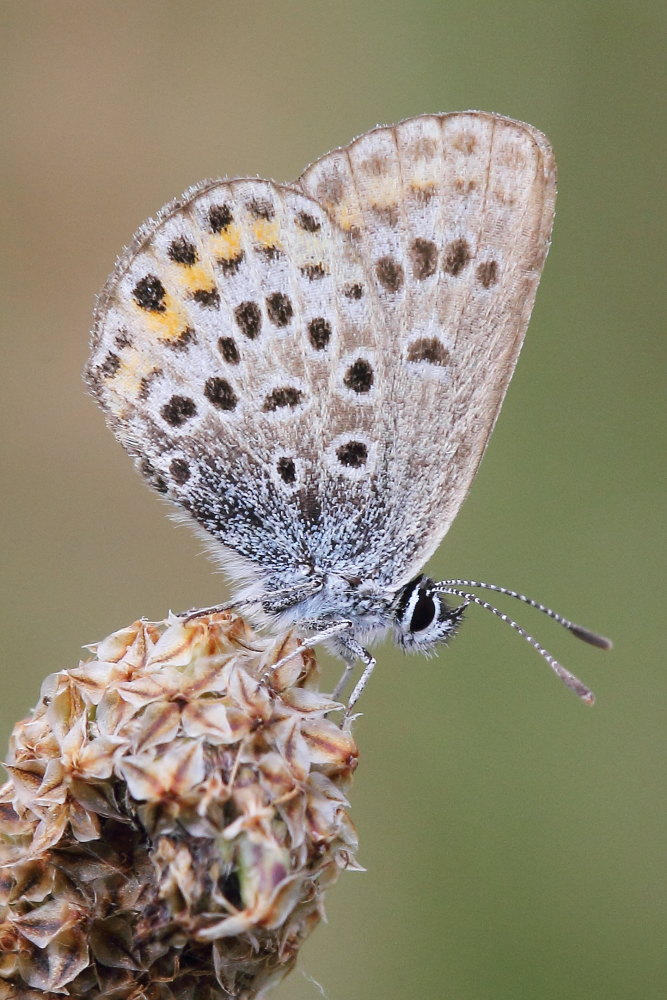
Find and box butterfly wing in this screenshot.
[85,174,396,584]
[85,112,555,597]
[297,111,556,586]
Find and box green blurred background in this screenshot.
[1,2,665,997]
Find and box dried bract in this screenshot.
[0,614,359,999]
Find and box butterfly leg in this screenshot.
[331,654,356,701]
[338,636,377,715]
[264,619,353,686]
[181,599,237,620]
[259,579,324,615]
[181,578,324,621]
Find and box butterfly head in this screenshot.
[392,575,466,653]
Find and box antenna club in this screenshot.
[569,625,613,650]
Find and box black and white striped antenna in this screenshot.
[434,579,612,703]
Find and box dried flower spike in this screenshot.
[0,613,359,999]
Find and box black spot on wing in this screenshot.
[266,292,293,327]
[262,386,303,412]
[276,457,296,484]
[209,204,233,233]
[336,440,367,468]
[168,238,198,266]
[162,326,196,351]
[375,256,404,292]
[295,211,321,232]
[218,337,240,364]
[476,260,499,288]
[133,275,166,312]
[161,395,197,427]
[218,251,244,276]
[247,197,275,220]
[170,458,191,484]
[98,352,120,378]
[407,338,450,366]
[235,301,262,339]
[191,288,220,308]
[300,262,327,280]
[410,238,438,279]
[443,238,471,276]
[343,359,374,393]
[308,317,331,350]
[204,377,238,412]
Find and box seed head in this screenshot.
[0,613,359,998]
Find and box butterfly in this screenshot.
[85,111,611,709]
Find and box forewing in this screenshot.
[85,175,393,577]
[297,111,556,585]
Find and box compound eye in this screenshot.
[409,590,437,633]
